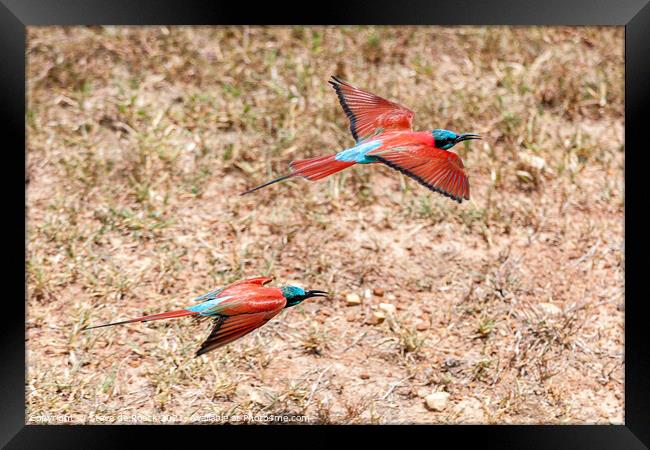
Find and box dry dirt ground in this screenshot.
[26,26,624,424]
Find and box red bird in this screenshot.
[242,76,481,203]
[82,277,328,357]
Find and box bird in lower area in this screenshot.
[242,76,482,203]
[82,277,328,357]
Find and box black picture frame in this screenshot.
[4,0,648,447]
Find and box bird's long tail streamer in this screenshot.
[241,154,354,195]
[82,309,199,331]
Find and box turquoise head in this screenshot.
[281,285,328,307]
[432,129,481,150]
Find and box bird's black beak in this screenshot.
[455,133,482,143]
[305,289,329,299]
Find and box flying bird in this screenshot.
[82,277,328,357]
[242,76,481,203]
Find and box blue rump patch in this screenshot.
[187,296,233,315]
[334,140,382,164]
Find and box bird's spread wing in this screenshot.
[371,145,470,202]
[195,308,283,356]
[329,76,414,143]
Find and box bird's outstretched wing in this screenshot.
[195,307,284,356]
[370,145,470,203]
[329,76,414,143]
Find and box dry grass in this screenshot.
[26,26,624,424]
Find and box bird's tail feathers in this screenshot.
[289,154,354,181]
[241,154,354,195]
[82,309,199,331]
[240,173,294,195]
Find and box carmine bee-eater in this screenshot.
[82,277,328,356]
[242,76,481,203]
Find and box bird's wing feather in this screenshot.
[192,277,273,303]
[195,308,284,356]
[225,276,274,288]
[191,289,286,316]
[192,286,226,303]
[371,145,470,202]
[329,76,414,143]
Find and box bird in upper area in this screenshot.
[82,277,328,357]
[241,76,482,203]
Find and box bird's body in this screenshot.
[82,277,327,357]
[242,76,481,203]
